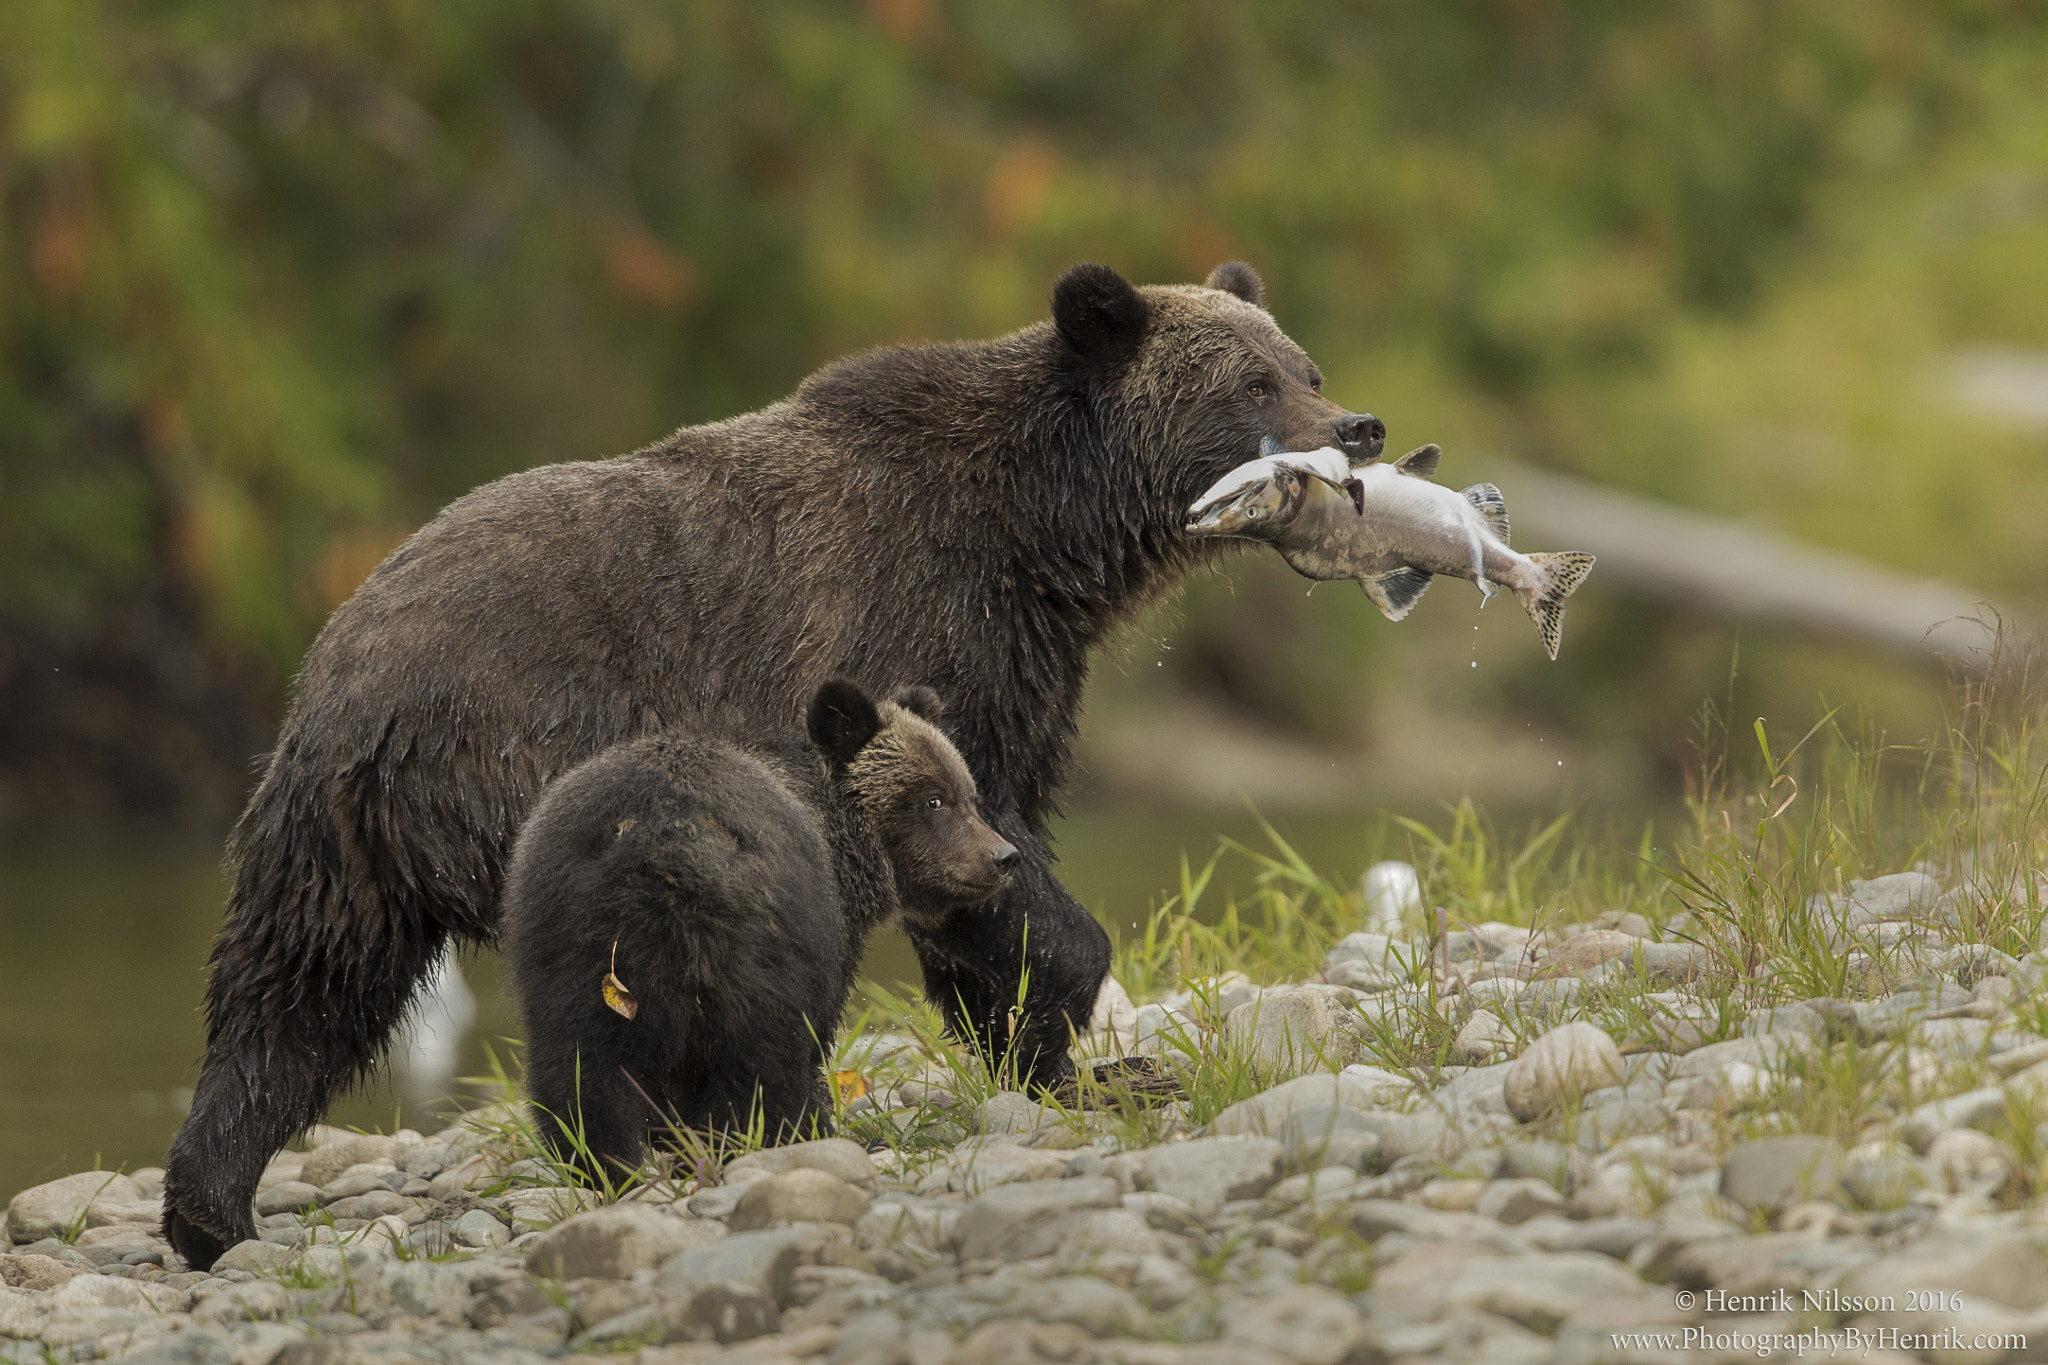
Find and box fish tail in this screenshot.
[1517,552,1597,660]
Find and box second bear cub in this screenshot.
[502,678,1016,1176]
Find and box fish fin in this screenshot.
[1516,551,1596,660]
[1460,482,1510,545]
[1359,567,1434,622]
[1393,443,1442,479]
[1345,476,1365,516]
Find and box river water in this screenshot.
[0,801,1452,1196]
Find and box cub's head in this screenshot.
[1050,260,1385,516]
[806,678,1018,922]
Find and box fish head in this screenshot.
[1185,467,1305,537]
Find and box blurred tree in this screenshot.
[1,0,2044,823]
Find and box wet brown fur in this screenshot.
[161,261,1382,1267]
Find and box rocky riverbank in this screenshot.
[9,867,2048,1364]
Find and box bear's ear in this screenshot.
[888,684,944,722]
[1052,263,1149,359]
[1204,261,1264,308]
[807,678,883,765]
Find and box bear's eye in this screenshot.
[1308,371,1323,392]
[1245,380,1268,399]
[925,795,944,811]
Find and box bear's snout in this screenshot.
[1334,413,1386,459]
[992,841,1020,870]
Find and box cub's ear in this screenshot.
[1052,262,1149,359]
[1204,261,1264,308]
[807,678,882,765]
[888,684,944,722]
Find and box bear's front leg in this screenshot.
[906,818,1109,1090]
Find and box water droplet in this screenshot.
[1470,660,1477,668]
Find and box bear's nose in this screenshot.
[991,842,1020,870]
[1335,413,1386,458]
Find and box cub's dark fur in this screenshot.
[503,680,1013,1175]
[163,260,1382,1268]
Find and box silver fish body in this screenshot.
[1186,444,1596,660]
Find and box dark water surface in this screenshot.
[0,801,1459,1197]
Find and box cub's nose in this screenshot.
[1334,413,1386,459]
[991,842,1021,870]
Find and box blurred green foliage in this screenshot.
[2,1,2045,768]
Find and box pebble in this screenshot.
[1088,974,1140,1047]
[723,1136,880,1191]
[250,1181,320,1217]
[1542,928,1641,976]
[1207,1068,1408,1136]
[1473,1176,1566,1223]
[524,1201,723,1279]
[1450,1008,1514,1063]
[1718,1135,1843,1210]
[953,1176,1122,1261]
[729,1167,872,1230]
[1118,1135,1283,1215]
[660,1222,836,1301]
[297,1135,400,1189]
[1501,1021,1625,1120]
[1272,1103,1381,1173]
[449,1208,508,1248]
[1223,1285,1365,1365]
[4,1172,144,1243]
[1221,985,1372,1069]
[973,1091,1063,1137]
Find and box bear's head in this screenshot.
[1051,259,1385,524]
[806,677,1019,922]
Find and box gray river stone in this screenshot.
[1838,1231,2048,1311]
[1126,1136,1284,1215]
[1503,1022,1625,1120]
[729,1168,871,1231]
[1208,1069,1408,1137]
[1474,1177,1566,1224]
[723,1137,879,1192]
[1273,1103,1382,1172]
[1719,1135,1843,1210]
[952,1176,1122,1261]
[1222,986,1372,1069]
[5,1172,143,1244]
[1840,1148,1929,1209]
[525,1202,722,1280]
[297,1137,400,1190]
[586,1281,780,1346]
[658,1223,834,1303]
[1222,1285,1367,1365]
[251,1182,321,1217]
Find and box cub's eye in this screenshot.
[925,795,944,810]
[1246,380,1268,399]
[1309,372,1323,392]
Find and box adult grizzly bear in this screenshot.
[504,679,1015,1177]
[161,261,1384,1268]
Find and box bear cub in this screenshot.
[502,678,1016,1177]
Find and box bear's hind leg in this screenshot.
[162,770,467,1271]
[527,1051,664,1187]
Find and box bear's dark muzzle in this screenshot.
[1335,413,1386,459]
